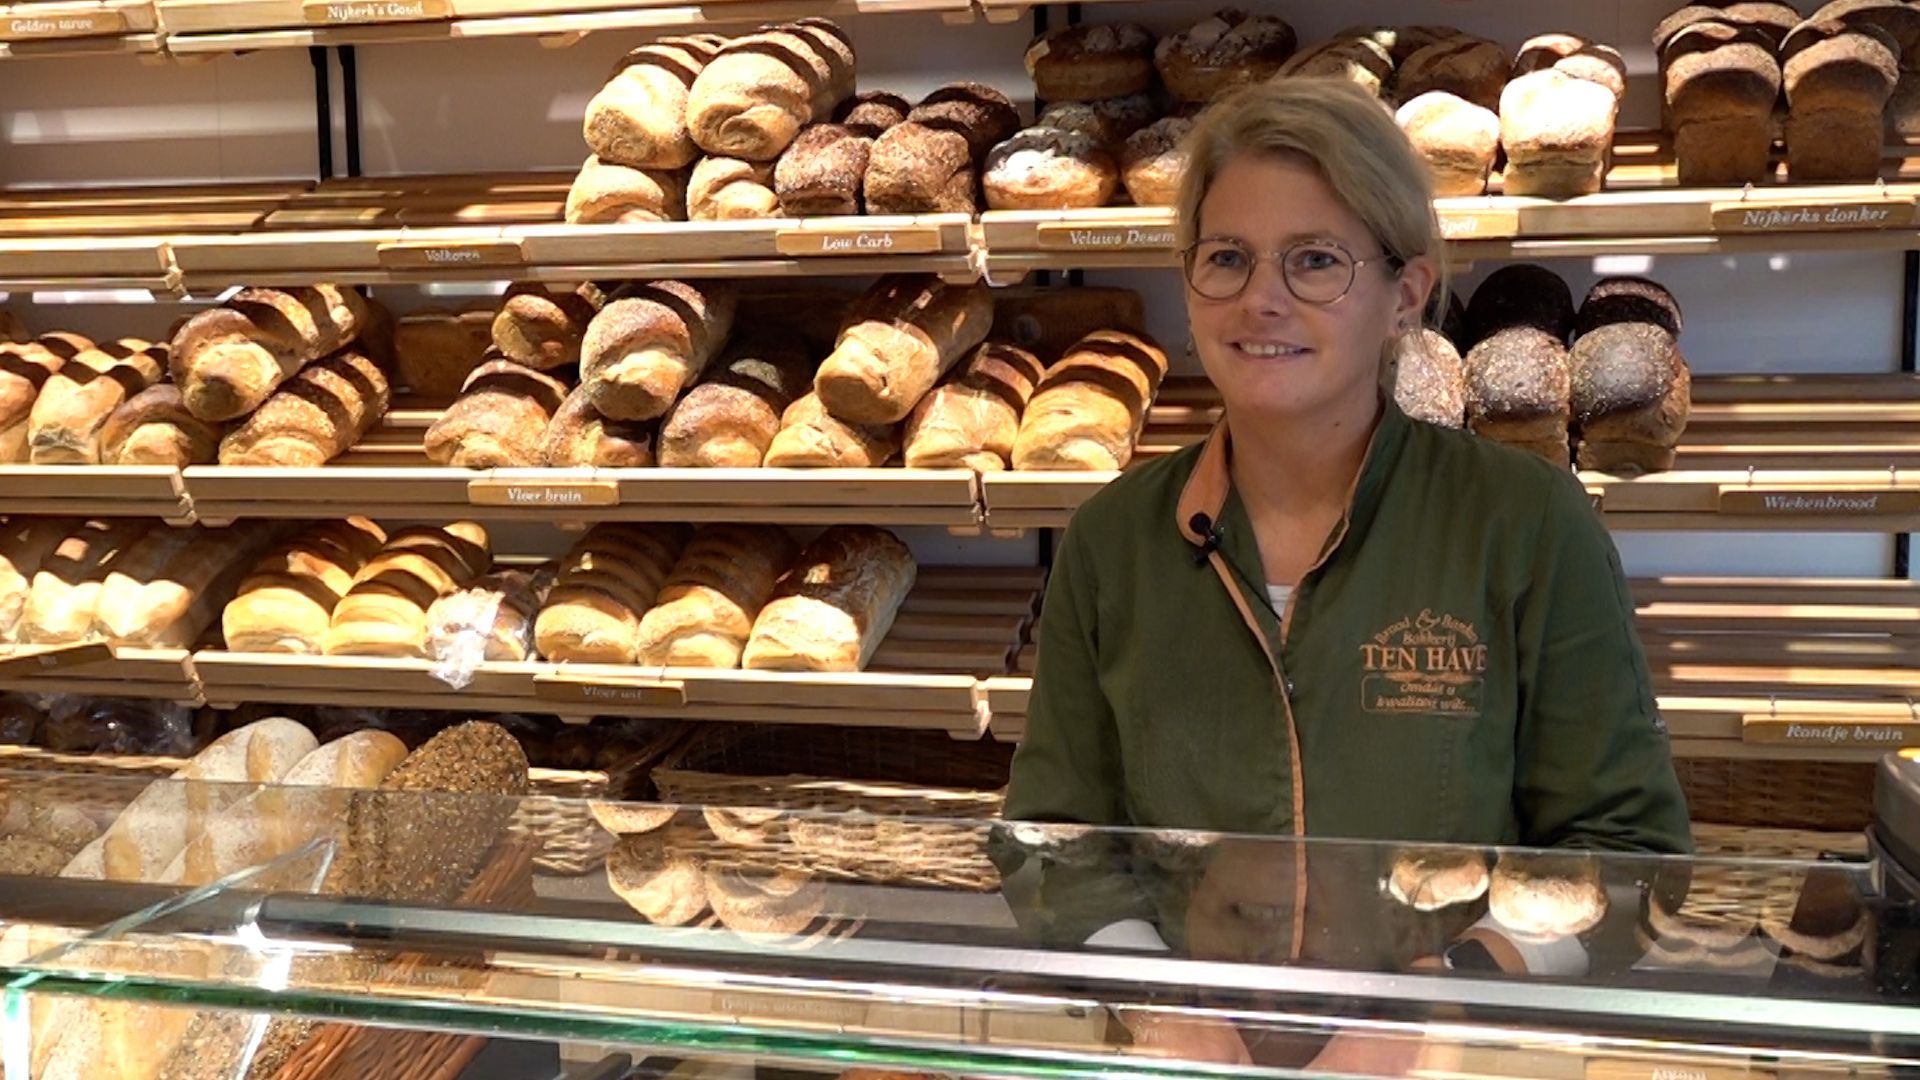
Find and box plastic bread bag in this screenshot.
[38,695,196,755]
[427,568,550,689]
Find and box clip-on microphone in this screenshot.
[1188,512,1223,565]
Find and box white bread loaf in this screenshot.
[741,525,916,672]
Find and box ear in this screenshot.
[1393,254,1439,330]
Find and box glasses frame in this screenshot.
[1180,236,1402,305]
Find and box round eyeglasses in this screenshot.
[1181,237,1400,304]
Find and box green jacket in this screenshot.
[1002,399,1691,953]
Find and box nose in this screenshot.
[1239,254,1296,317]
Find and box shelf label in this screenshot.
[1710,199,1917,233]
[0,642,115,677]
[712,991,869,1028]
[1585,485,1605,511]
[775,227,943,256]
[533,676,685,707]
[468,478,619,507]
[377,240,523,271]
[302,0,452,24]
[1718,488,1920,515]
[1584,1061,1761,1080]
[1,10,127,39]
[1437,209,1520,241]
[1033,223,1177,251]
[1744,717,1915,747]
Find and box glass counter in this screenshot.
[0,767,1916,1080]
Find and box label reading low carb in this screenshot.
[1710,199,1918,233]
[774,227,943,256]
[1,11,127,39]
[302,0,452,24]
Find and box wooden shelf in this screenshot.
[982,374,1920,532]
[0,1,160,57]
[0,644,198,702]
[0,465,190,521]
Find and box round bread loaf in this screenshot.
[1121,116,1194,207]
[1025,22,1157,101]
[1386,846,1490,911]
[1153,9,1297,103]
[1341,24,1464,67]
[1465,264,1575,345]
[984,126,1119,210]
[1038,93,1159,148]
[1388,328,1467,428]
[1396,35,1507,110]
[1489,852,1608,937]
[1277,36,1395,97]
[1576,277,1684,339]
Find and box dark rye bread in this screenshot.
[1815,0,1920,67]
[1387,329,1466,428]
[1576,277,1684,339]
[1661,19,1783,185]
[1656,3,1800,51]
[1394,35,1507,111]
[347,720,530,904]
[1464,264,1574,346]
[864,83,1020,215]
[1571,323,1692,474]
[1466,326,1573,467]
[1781,18,1900,181]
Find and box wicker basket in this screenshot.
[650,724,1013,891]
[1675,758,1878,831]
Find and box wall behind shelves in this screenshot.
[0,0,1908,579]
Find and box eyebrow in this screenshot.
[1194,231,1349,247]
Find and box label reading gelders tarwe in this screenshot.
[3,12,125,39]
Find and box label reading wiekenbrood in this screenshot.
[467,479,619,508]
[1711,199,1917,233]
[303,0,452,23]
[1719,489,1920,515]
[2,11,126,39]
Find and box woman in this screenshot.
[1002,77,1690,1058]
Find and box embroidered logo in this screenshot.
[1359,610,1487,717]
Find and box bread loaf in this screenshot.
[764,391,899,467]
[427,569,545,665]
[17,519,151,645]
[98,384,221,467]
[27,337,166,464]
[636,524,800,667]
[991,287,1148,362]
[92,526,265,648]
[582,280,737,420]
[1655,3,1799,52]
[904,341,1045,471]
[1514,33,1628,101]
[1011,330,1169,471]
[815,275,994,424]
[1154,10,1296,103]
[1388,329,1467,428]
[1120,116,1194,206]
[774,93,911,216]
[1025,22,1157,101]
[348,720,529,903]
[535,523,690,664]
[1575,276,1685,339]
[324,522,492,658]
[222,518,387,654]
[1037,94,1159,148]
[1465,264,1576,346]
[742,525,916,672]
[1499,68,1618,197]
[983,125,1120,210]
[658,334,815,467]
[493,283,600,371]
[1660,19,1783,185]
[1571,324,1692,474]
[1783,18,1900,181]
[0,517,75,642]
[565,155,687,224]
[865,84,1020,214]
[1277,36,1395,97]
[544,385,656,467]
[216,346,389,467]
[423,359,571,469]
[1396,92,1500,196]
[169,287,369,422]
[1395,35,1506,110]
[0,337,70,461]
[1466,327,1574,467]
[688,156,782,220]
[584,35,726,170]
[686,20,853,161]
[395,306,494,397]
[1820,0,1920,66]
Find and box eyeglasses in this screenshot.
[1181,237,1400,304]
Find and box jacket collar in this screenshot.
[1176,393,1411,559]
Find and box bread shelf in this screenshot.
[0,465,191,521]
[0,1,160,57]
[0,644,198,703]
[983,374,1920,531]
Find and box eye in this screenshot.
[1202,244,1249,270]
[1291,246,1344,273]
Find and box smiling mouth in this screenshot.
[1234,342,1312,359]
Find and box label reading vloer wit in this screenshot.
[303,0,452,24]
[467,479,620,508]
[1710,199,1918,233]
[2,11,127,39]
[1719,489,1920,515]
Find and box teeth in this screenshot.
[1239,343,1307,358]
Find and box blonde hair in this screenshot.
[1176,78,1447,315]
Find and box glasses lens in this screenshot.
[1186,240,1253,300]
[1283,243,1357,304]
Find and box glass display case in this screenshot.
[1,766,1917,1080]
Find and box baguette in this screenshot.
[217,346,390,467]
[534,523,690,664]
[92,526,268,648]
[657,334,815,467]
[99,383,222,467]
[582,280,737,420]
[1011,330,1169,470]
[903,341,1045,471]
[27,337,167,465]
[323,522,492,658]
[16,519,152,645]
[0,337,70,461]
[815,275,995,424]
[169,286,370,422]
[0,517,76,642]
[544,384,657,468]
[423,359,571,468]
[742,525,916,672]
[636,524,800,667]
[222,518,388,654]
[763,391,899,468]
